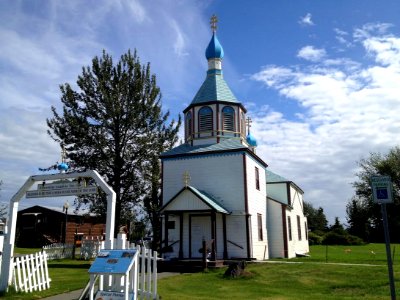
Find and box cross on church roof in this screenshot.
[246,117,252,134]
[183,171,191,187]
[60,144,67,163]
[210,14,218,33]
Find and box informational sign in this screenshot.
[26,186,97,198]
[89,249,137,275]
[37,181,81,190]
[94,290,134,300]
[371,176,393,204]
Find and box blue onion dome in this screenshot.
[57,162,69,172]
[205,33,224,60]
[246,133,258,147]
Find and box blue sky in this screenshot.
[1,0,400,223]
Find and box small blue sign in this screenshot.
[377,188,388,200]
[89,249,137,275]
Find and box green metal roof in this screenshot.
[161,138,247,157]
[191,72,239,105]
[187,186,230,214]
[266,169,289,183]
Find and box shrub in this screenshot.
[322,231,364,245]
[308,231,323,245]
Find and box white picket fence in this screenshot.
[98,235,159,300]
[81,237,104,260]
[12,251,51,293]
[42,243,74,260]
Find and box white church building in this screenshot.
[160,20,309,260]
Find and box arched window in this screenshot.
[186,111,193,138]
[222,106,235,132]
[198,106,213,132]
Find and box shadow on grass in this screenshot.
[48,263,91,269]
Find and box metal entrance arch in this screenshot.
[0,170,116,292]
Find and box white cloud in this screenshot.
[297,46,326,62]
[251,24,400,222]
[0,0,209,209]
[299,13,314,26]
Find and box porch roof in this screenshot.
[160,186,230,214]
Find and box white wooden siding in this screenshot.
[267,182,288,204]
[245,155,269,260]
[163,154,245,212]
[286,184,309,258]
[164,190,210,211]
[225,215,247,258]
[267,200,285,258]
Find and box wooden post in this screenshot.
[202,240,208,271]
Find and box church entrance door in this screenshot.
[190,215,211,258]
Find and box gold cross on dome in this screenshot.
[183,171,191,187]
[246,117,252,134]
[210,14,218,32]
[60,144,67,163]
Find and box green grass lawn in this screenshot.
[3,244,400,299]
[158,262,397,300]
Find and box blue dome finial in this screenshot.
[246,133,258,147]
[245,116,257,147]
[205,15,224,60]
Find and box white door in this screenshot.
[191,216,212,258]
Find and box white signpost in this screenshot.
[371,175,396,300]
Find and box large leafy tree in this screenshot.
[303,201,328,233]
[47,50,180,236]
[347,146,400,242]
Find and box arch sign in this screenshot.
[0,170,116,292]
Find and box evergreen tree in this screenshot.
[303,201,328,233]
[348,146,400,242]
[346,197,371,241]
[47,50,181,236]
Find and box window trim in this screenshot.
[257,213,263,241]
[186,111,193,139]
[198,106,213,133]
[297,215,302,241]
[255,167,260,190]
[288,216,292,241]
[222,106,235,132]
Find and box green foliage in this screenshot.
[0,180,7,219]
[347,146,400,242]
[47,50,181,234]
[307,231,323,245]
[303,201,328,232]
[322,231,364,246]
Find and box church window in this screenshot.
[186,112,193,138]
[297,215,302,240]
[255,167,260,190]
[222,106,235,132]
[305,221,308,240]
[198,106,213,132]
[257,213,263,241]
[288,216,292,241]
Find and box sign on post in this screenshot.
[26,180,98,198]
[371,176,393,204]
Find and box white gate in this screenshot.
[12,251,51,293]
